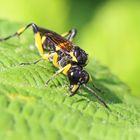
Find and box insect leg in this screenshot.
[61,29,77,41]
[0,23,50,60]
[19,58,43,66]
[52,52,59,67]
[0,23,35,42]
[45,64,72,85]
[69,85,80,96]
[17,25,50,60]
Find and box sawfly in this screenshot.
[0,23,110,110]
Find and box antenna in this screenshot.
[83,84,111,111]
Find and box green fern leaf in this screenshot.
[0,20,140,140]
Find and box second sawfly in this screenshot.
[0,23,110,110]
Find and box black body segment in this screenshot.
[72,46,88,66]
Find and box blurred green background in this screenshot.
[0,0,139,97]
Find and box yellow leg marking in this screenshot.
[70,52,77,62]
[17,27,26,34]
[53,64,71,75]
[46,64,71,85]
[53,52,59,67]
[71,85,79,93]
[62,64,71,75]
[42,53,50,60]
[35,32,44,56]
[55,45,61,51]
[42,36,46,44]
[61,31,69,37]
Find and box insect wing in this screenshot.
[42,29,73,52]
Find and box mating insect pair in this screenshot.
[0,23,110,110]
